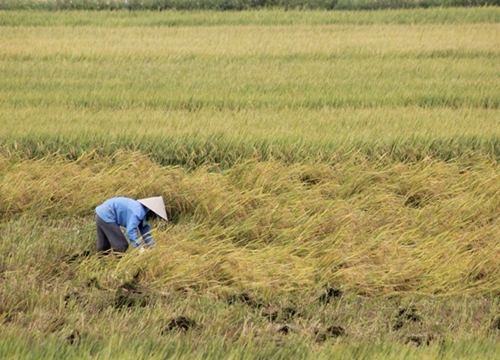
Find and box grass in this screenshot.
[1,8,500,358]
[2,8,500,26]
[1,10,500,164]
[2,152,500,357]
[2,151,500,296]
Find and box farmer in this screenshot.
[95,196,168,254]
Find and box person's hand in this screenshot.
[147,241,156,249]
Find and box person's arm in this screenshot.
[126,217,143,249]
[139,224,155,248]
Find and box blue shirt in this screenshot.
[96,197,153,248]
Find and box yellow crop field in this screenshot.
[1,8,500,359]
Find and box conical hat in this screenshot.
[137,196,168,221]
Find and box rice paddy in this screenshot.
[1,8,500,359]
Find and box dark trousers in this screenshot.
[96,215,129,253]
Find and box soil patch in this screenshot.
[318,287,342,304]
[226,292,263,309]
[393,306,421,330]
[316,325,346,342]
[277,325,290,335]
[66,330,80,345]
[162,316,197,333]
[405,334,435,347]
[263,306,298,322]
[113,291,148,309]
[63,291,81,307]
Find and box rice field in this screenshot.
[1,8,500,359]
